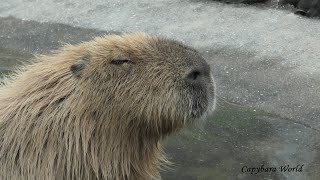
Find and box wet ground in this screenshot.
[0,17,319,180]
[162,103,320,180]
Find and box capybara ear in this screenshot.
[70,56,90,77]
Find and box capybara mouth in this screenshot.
[184,75,215,121]
[190,92,215,120]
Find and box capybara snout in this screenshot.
[181,55,215,119]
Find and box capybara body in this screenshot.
[0,33,215,180]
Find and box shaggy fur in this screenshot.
[0,32,215,180]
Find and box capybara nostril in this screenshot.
[185,64,211,84]
[186,70,201,81]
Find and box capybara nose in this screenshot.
[185,65,210,84]
[186,70,201,81]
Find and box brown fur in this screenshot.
[0,32,215,180]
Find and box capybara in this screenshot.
[279,0,320,17]
[0,32,216,180]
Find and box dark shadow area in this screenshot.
[190,0,320,18]
[0,16,117,54]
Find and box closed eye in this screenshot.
[110,59,132,65]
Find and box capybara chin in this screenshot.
[0,32,216,180]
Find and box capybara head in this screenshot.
[69,32,215,136]
[0,32,215,180]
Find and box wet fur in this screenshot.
[0,33,215,180]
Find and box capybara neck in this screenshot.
[0,32,216,180]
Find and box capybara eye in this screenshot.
[110,59,132,65]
